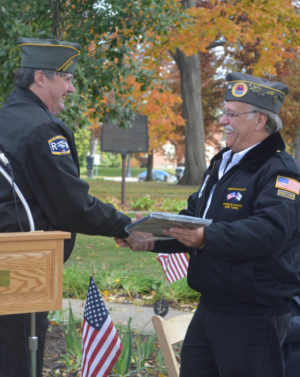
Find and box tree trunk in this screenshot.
[146,151,154,181]
[171,0,206,185]
[174,48,206,185]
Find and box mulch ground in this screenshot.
[42,324,75,377]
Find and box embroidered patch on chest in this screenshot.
[226,191,243,201]
[222,187,246,210]
[275,176,300,195]
[48,135,70,155]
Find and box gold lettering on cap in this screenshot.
[61,59,74,71]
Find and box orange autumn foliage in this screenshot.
[126,76,185,151]
[165,0,299,75]
[85,0,299,159]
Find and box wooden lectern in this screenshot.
[0,231,70,315]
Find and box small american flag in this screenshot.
[276,176,300,194]
[227,191,242,201]
[81,277,122,377]
[158,253,189,283]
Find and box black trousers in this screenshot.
[180,303,290,377]
[0,312,49,377]
[283,343,300,377]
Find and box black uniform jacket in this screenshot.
[155,132,300,312]
[0,87,131,260]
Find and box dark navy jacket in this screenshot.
[0,87,131,260]
[155,132,300,313]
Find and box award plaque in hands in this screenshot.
[126,212,212,241]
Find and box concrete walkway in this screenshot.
[101,176,138,182]
[62,298,193,334]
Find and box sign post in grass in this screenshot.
[101,115,149,205]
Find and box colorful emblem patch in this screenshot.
[275,176,300,195]
[223,189,244,210]
[232,82,248,97]
[48,135,70,155]
[227,191,243,201]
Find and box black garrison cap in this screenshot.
[17,37,81,74]
[226,72,288,114]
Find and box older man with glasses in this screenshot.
[117,72,300,377]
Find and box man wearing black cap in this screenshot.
[0,38,131,377]
[117,72,300,377]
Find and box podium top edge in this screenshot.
[0,231,71,241]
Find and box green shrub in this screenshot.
[112,318,163,376]
[130,195,155,211]
[160,198,186,212]
[100,152,122,167]
[61,305,82,371]
[74,127,91,166]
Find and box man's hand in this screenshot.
[132,212,143,223]
[115,213,155,251]
[115,237,132,248]
[115,233,155,251]
[163,226,205,248]
[115,213,149,249]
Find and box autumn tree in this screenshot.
[275,57,300,160]
[0,0,299,186]
[163,48,225,167]
[133,81,185,180]
[0,0,182,127]
[162,0,300,184]
[220,2,300,157]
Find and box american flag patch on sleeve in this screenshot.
[275,176,300,195]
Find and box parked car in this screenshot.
[138,169,177,183]
[175,166,185,181]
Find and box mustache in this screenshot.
[224,125,234,132]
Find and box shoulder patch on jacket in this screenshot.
[48,135,70,155]
[277,189,295,200]
[275,176,300,195]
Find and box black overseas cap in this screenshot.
[225,72,288,114]
[17,37,81,74]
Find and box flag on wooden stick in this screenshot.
[157,253,189,283]
[81,276,122,377]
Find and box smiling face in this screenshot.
[30,70,76,115]
[219,101,268,153]
[42,72,75,115]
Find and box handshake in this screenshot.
[115,213,155,251]
[115,213,206,251]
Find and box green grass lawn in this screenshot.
[86,179,198,212]
[65,234,160,278]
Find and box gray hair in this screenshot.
[14,67,66,89]
[247,104,282,133]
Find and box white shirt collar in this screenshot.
[219,143,259,179]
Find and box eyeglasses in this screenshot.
[221,110,257,119]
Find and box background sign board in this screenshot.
[94,154,101,166]
[101,114,148,154]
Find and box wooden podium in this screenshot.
[0,231,71,315]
